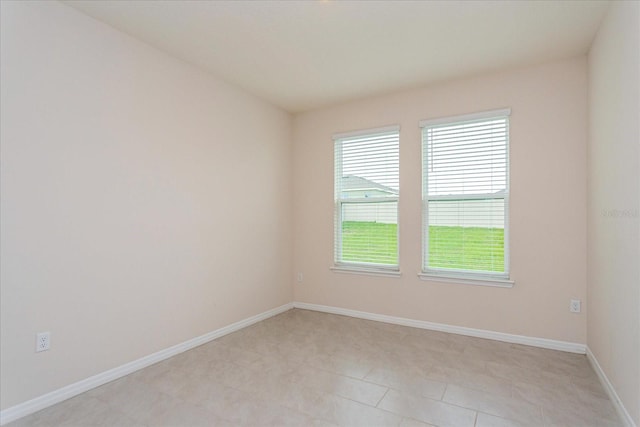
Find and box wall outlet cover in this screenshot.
[570,299,581,313]
[36,332,50,352]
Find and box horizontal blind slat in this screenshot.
[336,128,400,267]
[423,113,509,275]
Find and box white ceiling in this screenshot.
[64,0,610,113]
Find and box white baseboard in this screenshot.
[0,303,293,426]
[586,347,637,427]
[293,301,587,354]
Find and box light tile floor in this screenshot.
[8,309,623,427]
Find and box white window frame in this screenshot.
[419,109,514,288]
[332,125,401,276]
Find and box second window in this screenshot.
[421,109,510,279]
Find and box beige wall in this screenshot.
[293,57,588,344]
[587,1,640,425]
[0,1,292,410]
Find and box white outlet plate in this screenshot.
[36,332,50,352]
[570,299,581,313]
[297,273,303,282]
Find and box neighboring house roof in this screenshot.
[341,175,398,195]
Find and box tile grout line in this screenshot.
[375,387,390,408]
[440,383,448,401]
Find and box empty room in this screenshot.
[1,0,638,426]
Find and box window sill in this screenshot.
[418,272,514,288]
[331,265,402,278]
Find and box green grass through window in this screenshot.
[341,221,504,272]
[341,221,398,265]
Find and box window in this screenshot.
[420,109,512,285]
[333,126,400,273]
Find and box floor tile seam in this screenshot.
[474,410,536,427]
[379,393,480,427]
[376,383,451,404]
[285,378,386,408]
[454,401,545,426]
[441,388,545,413]
[330,398,409,425]
[361,377,448,396]
[440,383,448,401]
[306,384,400,416]
[303,363,373,382]
[372,406,408,422]
[440,392,545,424]
[300,369,390,391]
[314,384,392,411]
[399,415,435,427]
[121,378,178,403]
[375,387,391,408]
[384,386,478,413]
[436,378,514,399]
[537,403,544,424]
[438,396,487,415]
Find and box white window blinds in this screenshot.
[334,126,399,268]
[421,109,510,277]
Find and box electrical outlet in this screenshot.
[570,299,581,313]
[297,272,303,283]
[36,332,50,352]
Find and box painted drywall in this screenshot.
[293,57,588,344]
[0,0,292,410]
[587,1,640,425]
